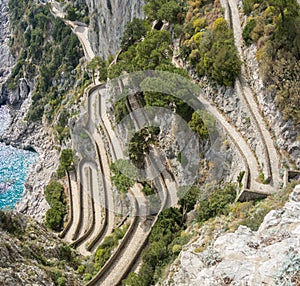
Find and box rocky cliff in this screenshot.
[0,0,61,220]
[85,0,145,58]
[162,184,300,285]
[0,0,15,104]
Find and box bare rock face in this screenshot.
[85,0,145,58]
[163,184,300,285]
[0,0,15,105]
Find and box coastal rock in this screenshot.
[162,184,300,286]
[0,0,59,220]
[1,107,60,221]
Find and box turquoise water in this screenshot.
[0,106,38,209]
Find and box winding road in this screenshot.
[52,0,283,284]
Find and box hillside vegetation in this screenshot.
[0,210,82,285]
[242,0,300,124]
[8,0,83,123]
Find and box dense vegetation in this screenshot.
[8,0,82,122]
[197,183,237,223]
[45,180,66,231]
[128,126,160,168]
[110,160,135,194]
[65,1,90,24]
[123,207,189,285]
[242,0,300,124]
[143,0,186,24]
[180,1,241,86]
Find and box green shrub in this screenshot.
[121,18,151,50]
[57,149,74,179]
[142,183,155,196]
[185,17,241,86]
[45,180,66,231]
[242,18,256,45]
[0,211,24,236]
[128,126,160,168]
[110,160,135,194]
[188,111,209,140]
[144,0,185,23]
[197,183,237,223]
[123,208,185,285]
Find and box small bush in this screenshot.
[242,18,256,45]
[197,183,237,223]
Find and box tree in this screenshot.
[110,160,135,193]
[268,0,299,22]
[178,186,201,214]
[135,30,172,70]
[128,126,160,167]
[188,111,209,139]
[86,56,108,84]
[157,0,182,23]
[45,202,65,231]
[121,18,151,50]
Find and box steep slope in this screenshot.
[0,0,15,103]
[0,211,82,286]
[85,0,145,58]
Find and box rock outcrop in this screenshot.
[163,184,300,285]
[0,0,60,221]
[85,0,145,58]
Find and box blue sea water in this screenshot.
[0,106,38,209]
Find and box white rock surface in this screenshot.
[85,0,145,58]
[163,184,300,286]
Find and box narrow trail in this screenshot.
[59,171,76,241]
[86,187,153,286]
[227,0,281,189]
[85,85,172,286]
[72,163,93,241]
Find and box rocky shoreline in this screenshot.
[0,0,59,221]
[1,118,59,221]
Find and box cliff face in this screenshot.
[85,0,145,58]
[0,0,15,105]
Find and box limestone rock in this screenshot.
[163,184,300,286]
[85,0,145,58]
